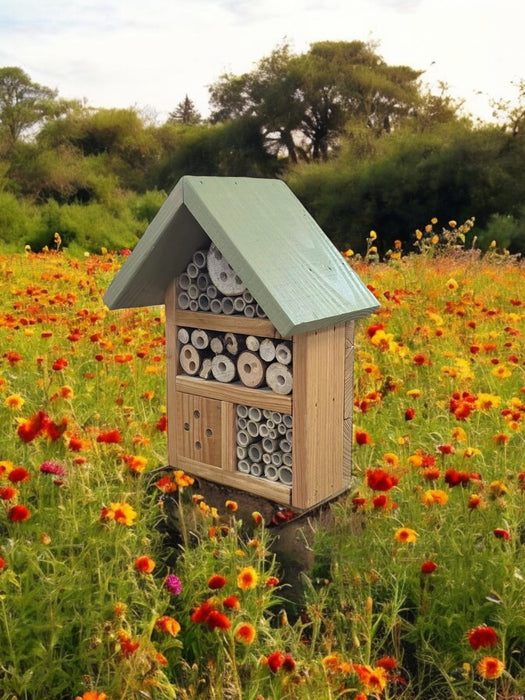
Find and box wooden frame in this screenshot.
[165,279,355,510]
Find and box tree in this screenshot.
[0,67,69,153]
[168,95,202,125]
[209,41,423,163]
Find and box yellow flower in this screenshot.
[233,621,256,645]
[431,235,439,245]
[446,278,458,291]
[448,220,457,228]
[489,480,507,497]
[492,365,512,379]
[369,230,377,240]
[431,217,438,224]
[475,393,501,410]
[237,565,259,590]
[4,394,24,410]
[415,229,423,240]
[394,527,418,544]
[343,248,354,258]
[421,489,449,506]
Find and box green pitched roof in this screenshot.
[103,176,379,336]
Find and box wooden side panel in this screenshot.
[292,325,346,509]
[343,321,355,483]
[221,401,236,472]
[165,279,178,467]
[175,394,222,467]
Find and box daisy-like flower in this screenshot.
[421,489,449,506]
[366,468,399,492]
[237,565,258,590]
[8,504,31,522]
[394,527,418,544]
[477,656,505,680]
[134,556,156,574]
[468,625,499,650]
[233,621,256,645]
[155,615,181,637]
[208,574,227,590]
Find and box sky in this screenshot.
[0,0,523,125]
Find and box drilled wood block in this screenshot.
[175,393,223,467]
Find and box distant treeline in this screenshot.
[0,42,524,255]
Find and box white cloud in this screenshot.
[0,0,523,122]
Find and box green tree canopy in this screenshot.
[168,95,202,125]
[209,40,424,163]
[0,67,72,153]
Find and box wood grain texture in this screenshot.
[165,279,179,467]
[176,375,292,413]
[292,324,346,509]
[175,394,222,467]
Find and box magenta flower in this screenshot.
[39,461,66,477]
[164,574,182,595]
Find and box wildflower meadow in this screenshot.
[0,223,524,699]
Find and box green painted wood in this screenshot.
[103,176,379,336]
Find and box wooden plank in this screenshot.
[176,375,292,413]
[176,456,291,505]
[175,310,283,338]
[343,321,354,483]
[175,394,222,467]
[292,325,346,509]
[165,280,179,467]
[221,401,236,472]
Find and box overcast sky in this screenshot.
[0,0,523,124]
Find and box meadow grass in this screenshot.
[0,239,523,699]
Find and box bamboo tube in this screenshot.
[210,298,222,314]
[286,429,293,442]
[179,344,201,375]
[264,464,279,482]
[237,417,247,430]
[196,273,210,291]
[236,429,251,447]
[178,272,191,290]
[243,290,254,304]
[278,466,293,486]
[258,423,269,438]
[186,261,199,278]
[244,305,256,318]
[279,439,292,453]
[192,249,208,269]
[271,451,283,466]
[187,283,199,300]
[283,414,293,428]
[250,463,263,477]
[189,300,199,311]
[207,284,218,299]
[221,297,235,315]
[277,423,287,435]
[248,406,262,422]
[233,297,246,313]
[198,295,210,312]
[246,420,259,438]
[248,441,263,462]
[262,453,272,465]
[262,437,278,453]
[271,411,282,424]
[255,304,266,318]
[282,453,293,467]
[237,459,251,474]
[178,292,191,310]
[236,446,248,459]
[236,404,249,418]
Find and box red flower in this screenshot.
[97,429,121,444]
[266,651,285,673]
[205,610,231,631]
[493,528,510,540]
[444,469,472,487]
[134,556,156,573]
[0,486,18,501]
[8,504,31,522]
[0,556,6,571]
[376,656,398,670]
[17,410,49,443]
[355,429,373,446]
[208,574,227,590]
[405,407,416,420]
[366,468,399,492]
[8,467,31,483]
[468,625,499,650]
[191,600,215,624]
[52,357,68,371]
[421,560,438,574]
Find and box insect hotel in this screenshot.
[104,176,379,512]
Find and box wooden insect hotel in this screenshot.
[104,176,379,511]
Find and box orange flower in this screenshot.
[225,500,238,511]
[233,621,256,644]
[0,486,18,501]
[394,527,418,544]
[222,595,241,610]
[117,631,140,658]
[155,615,181,637]
[421,489,449,506]
[355,429,373,445]
[353,663,388,693]
[134,556,156,574]
[237,566,258,590]
[477,656,505,679]
[75,692,108,700]
[101,502,137,526]
[4,394,24,409]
